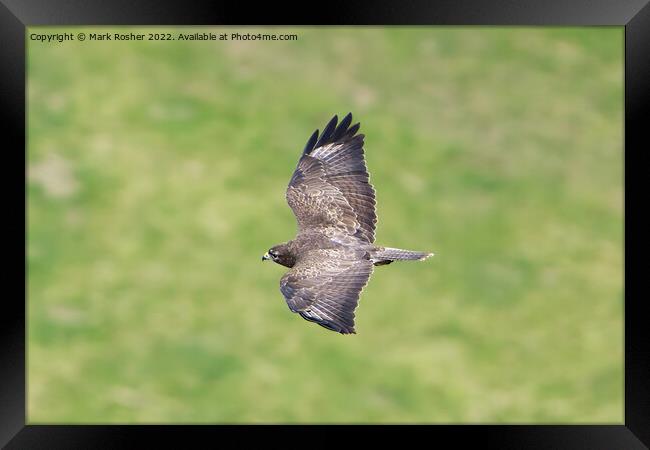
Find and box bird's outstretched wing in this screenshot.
[280,248,374,334]
[286,113,377,243]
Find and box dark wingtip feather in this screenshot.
[331,112,353,142]
[303,129,319,155]
[314,115,338,149]
[345,122,361,139]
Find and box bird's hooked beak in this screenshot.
[262,252,270,261]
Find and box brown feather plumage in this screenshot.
[264,113,433,334]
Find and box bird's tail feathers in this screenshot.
[372,247,434,265]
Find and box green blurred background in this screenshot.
[27,27,623,423]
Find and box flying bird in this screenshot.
[263,113,433,334]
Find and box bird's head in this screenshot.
[262,243,295,268]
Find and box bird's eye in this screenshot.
[269,249,277,257]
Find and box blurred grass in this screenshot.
[27,27,623,423]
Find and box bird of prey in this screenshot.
[262,113,433,334]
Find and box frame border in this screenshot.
[3,0,648,447]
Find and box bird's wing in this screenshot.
[286,113,377,243]
[280,248,374,334]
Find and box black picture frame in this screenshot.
[3,0,648,448]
